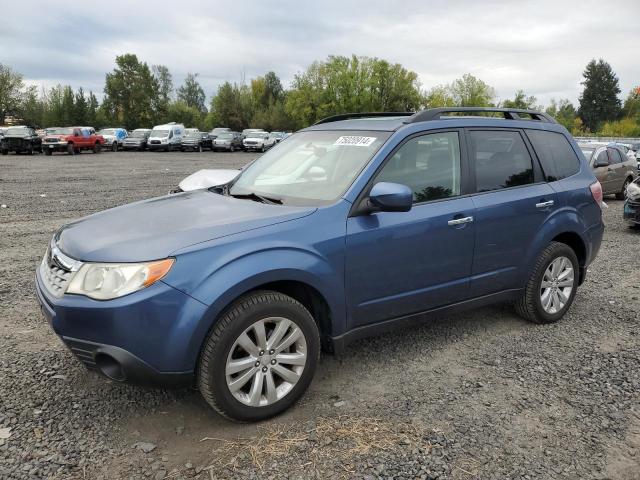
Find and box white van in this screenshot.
[148,123,185,151]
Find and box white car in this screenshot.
[242,132,277,152]
[147,123,185,151]
[97,128,128,152]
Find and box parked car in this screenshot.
[0,127,7,139]
[122,129,151,151]
[0,126,42,155]
[578,143,636,199]
[270,131,286,143]
[209,127,232,140]
[35,107,604,422]
[41,127,104,155]
[181,131,213,152]
[623,177,640,227]
[240,128,264,140]
[212,131,243,151]
[242,131,276,152]
[98,128,128,152]
[147,123,185,151]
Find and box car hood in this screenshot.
[55,190,316,262]
[179,169,241,191]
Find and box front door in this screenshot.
[345,131,475,328]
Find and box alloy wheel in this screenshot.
[225,317,307,407]
[540,256,574,314]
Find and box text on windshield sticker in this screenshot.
[334,136,377,147]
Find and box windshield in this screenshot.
[150,129,169,137]
[130,130,149,138]
[185,131,200,137]
[48,127,73,135]
[580,148,594,160]
[99,129,116,136]
[211,128,230,134]
[6,127,29,135]
[247,132,267,139]
[217,133,233,139]
[229,130,391,206]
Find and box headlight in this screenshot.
[66,258,174,300]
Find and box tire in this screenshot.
[1,150,8,155]
[198,144,203,153]
[111,142,118,152]
[514,241,579,324]
[27,146,33,155]
[67,143,75,155]
[616,177,632,200]
[230,145,235,152]
[93,143,102,154]
[45,149,52,156]
[198,290,320,422]
[261,145,265,153]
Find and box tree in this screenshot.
[167,100,203,129]
[208,81,251,131]
[622,86,640,120]
[578,59,621,132]
[102,54,160,129]
[87,91,100,127]
[599,118,640,137]
[177,73,206,113]
[502,90,540,110]
[286,55,423,129]
[19,85,43,127]
[61,86,75,126]
[153,65,173,122]
[74,87,88,126]
[545,99,577,131]
[424,74,495,108]
[0,63,25,122]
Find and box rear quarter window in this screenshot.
[526,130,580,182]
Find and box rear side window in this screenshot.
[526,130,580,181]
[469,130,534,192]
[608,148,623,164]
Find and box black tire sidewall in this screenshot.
[200,293,320,422]
[530,244,579,323]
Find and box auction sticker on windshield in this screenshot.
[334,136,377,147]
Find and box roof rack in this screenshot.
[406,107,556,124]
[313,112,414,125]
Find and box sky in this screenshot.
[1,0,638,107]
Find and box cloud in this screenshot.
[3,0,639,105]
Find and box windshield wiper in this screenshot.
[230,192,283,205]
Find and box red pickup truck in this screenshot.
[42,127,105,155]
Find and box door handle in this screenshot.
[535,200,555,208]
[447,216,474,226]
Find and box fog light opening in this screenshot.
[95,353,126,382]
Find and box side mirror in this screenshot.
[74,132,79,137]
[367,182,413,213]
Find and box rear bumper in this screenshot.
[35,269,206,388]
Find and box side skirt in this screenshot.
[330,289,522,355]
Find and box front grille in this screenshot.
[150,140,161,145]
[43,138,59,143]
[6,138,26,147]
[39,256,73,297]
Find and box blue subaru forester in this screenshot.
[36,108,604,421]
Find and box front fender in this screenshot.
[165,246,345,371]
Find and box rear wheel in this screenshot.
[198,144,203,153]
[111,142,118,152]
[198,290,320,422]
[67,143,75,155]
[515,242,579,324]
[44,149,52,156]
[93,143,102,154]
[616,177,632,200]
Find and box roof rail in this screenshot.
[313,112,414,125]
[405,107,557,124]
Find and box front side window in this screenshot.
[526,129,580,181]
[469,130,534,192]
[230,130,391,205]
[374,132,461,203]
[596,149,609,166]
[608,148,623,164]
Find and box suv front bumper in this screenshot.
[35,269,207,388]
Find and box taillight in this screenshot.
[590,181,603,209]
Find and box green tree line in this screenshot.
[1,55,638,136]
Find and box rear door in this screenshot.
[607,147,625,192]
[591,148,615,194]
[466,128,557,298]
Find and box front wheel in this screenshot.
[93,143,102,154]
[198,290,320,422]
[515,242,579,324]
[616,177,632,200]
[67,144,75,155]
[111,143,118,152]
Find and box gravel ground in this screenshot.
[1,150,639,480]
